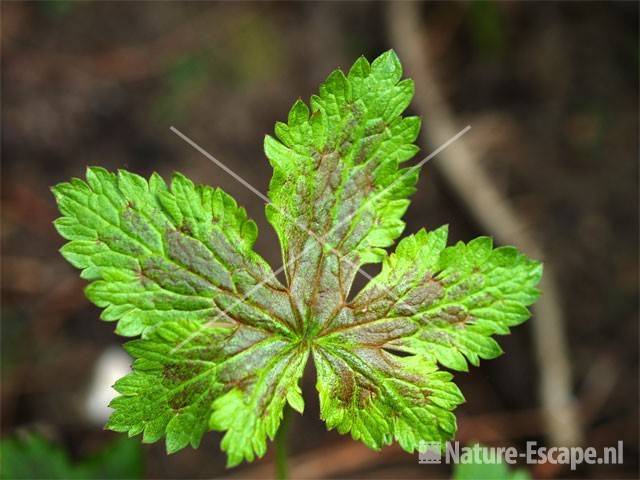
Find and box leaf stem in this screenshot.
[275,407,290,480]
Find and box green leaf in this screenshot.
[335,226,542,373]
[53,168,303,463]
[106,320,307,466]
[0,434,143,479]
[314,344,463,452]
[315,226,540,450]
[265,50,420,335]
[52,168,293,337]
[52,50,542,467]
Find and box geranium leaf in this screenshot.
[52,50,541,467]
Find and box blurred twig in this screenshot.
[387,2,583,447]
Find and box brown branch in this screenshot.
[386,1,583,447]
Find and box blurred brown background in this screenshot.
[1,1,638,479]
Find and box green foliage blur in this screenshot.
[0,434,143,479]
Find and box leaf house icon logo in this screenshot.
[418,441,442,464]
